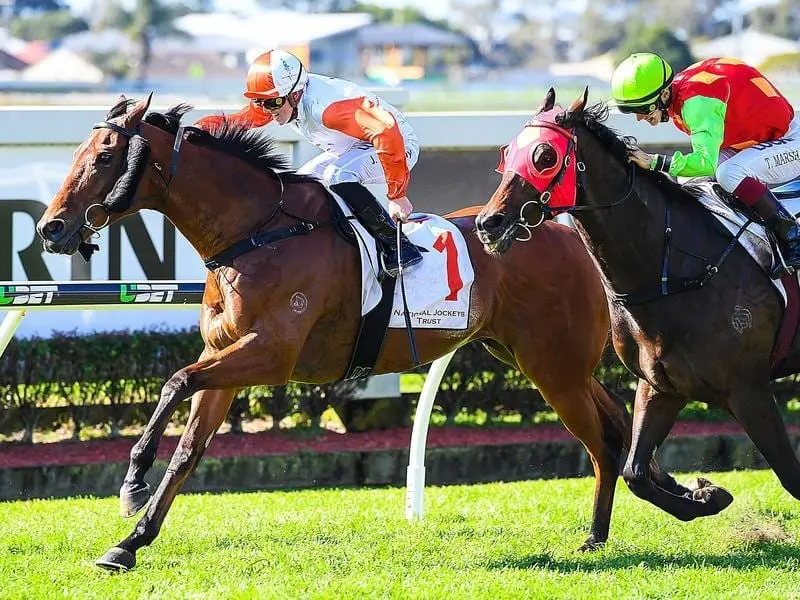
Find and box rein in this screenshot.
[90,120,342,270]
[608,199,751,306]
[510,122,749,306]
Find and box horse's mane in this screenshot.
[105,100,315,184]
[573,102,705,201]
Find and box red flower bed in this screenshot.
[0,421,793,470]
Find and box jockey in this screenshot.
[611,52,800,278]
[195,49,422,277]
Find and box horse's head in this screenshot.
[476,87,588,254]
[37,93,156,258]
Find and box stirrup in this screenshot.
[769,263,795,279]
[770,247,799,279]
[380,249,423,278]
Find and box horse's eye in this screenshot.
[532,143,557,172]
[96,152,113,166]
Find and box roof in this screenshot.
[0,48,27,71]
[60,29,134,54]
[15,41,49,65]
[0,28,26,55]
[173,10,372,47]
[20,48,104,83]
[356,23,469,47]
[692,30,800,67]
[147,50,247,79]
[154,34,252,55]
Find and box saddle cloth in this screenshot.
[329,190,475,330]
[693,181,800,306]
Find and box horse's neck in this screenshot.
[153,147,313,261]
[573,137,669,294]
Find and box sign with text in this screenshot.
[0,144,289,335]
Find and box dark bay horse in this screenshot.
[476,88,800,527]
[39,94,631,571]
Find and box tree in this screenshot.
[577,7,627,58]
[749,0,800,39]
[9,10,88,41]
[96,0,193,84]
[614,23,695,72]
[349,2,464,34]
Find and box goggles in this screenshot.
[617,101,659,115]
[252,96,287,111]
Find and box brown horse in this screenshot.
[40,94,634,571]
[474,87,800,527]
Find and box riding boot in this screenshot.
[330,182,423,278]
[751,189,800,278]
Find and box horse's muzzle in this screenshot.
[476,212,514,254]
[37,218,83,255]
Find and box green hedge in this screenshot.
[1,328,799,443]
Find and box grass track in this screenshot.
[2,471,800,599]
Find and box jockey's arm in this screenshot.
[321,98,410,200]
[193,102,273,132]
[654,95,725,177]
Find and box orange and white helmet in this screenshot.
[244,49,308,100]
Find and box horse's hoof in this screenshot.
[95,547,136,572]
[119,482,150,518]
[690,477,713,491]
[578,536,606,552]
[692,483,734,515]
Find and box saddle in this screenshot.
[705,178,800,218]
[684,178,800,377]
[688,177,800,277]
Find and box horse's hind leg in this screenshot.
[593,382,694,498]
[95,388,236,571]
[623,380,734,521]
[727,381,800,500]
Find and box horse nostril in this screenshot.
[480,214,506,233]
[41,219,66,241]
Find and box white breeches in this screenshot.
[716,116,800,193]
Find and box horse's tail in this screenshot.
[589,377,632,466]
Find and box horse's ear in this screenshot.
[556,86,588,127]
[124,92,153,126]
[567,86,588,115]
[536,87,556,114]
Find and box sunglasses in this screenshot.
[618,102,658,116]
[252,96,287,111]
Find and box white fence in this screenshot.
[0,278,447,520]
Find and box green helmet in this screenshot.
[611,53,674,114]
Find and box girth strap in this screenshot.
[612,200,751,306]
[341,274,398,380]
[204,222,316,270]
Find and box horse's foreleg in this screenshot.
[623,380,733,521]
[96,388,236,571]
[528,375,625,551]
[119,333,260,518]
[727,381,800,500]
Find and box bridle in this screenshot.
[88,117,331,270]
[501,115,748,306]
[72,119,160,260]
[509,117,638,241]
